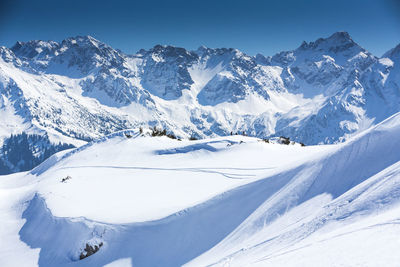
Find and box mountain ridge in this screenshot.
[1,31,400,173]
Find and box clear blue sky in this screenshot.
[1,0,399,57]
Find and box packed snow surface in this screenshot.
[1,112,400,266]
[33,133,325,223]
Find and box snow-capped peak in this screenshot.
[58,35,110,54]
[383,43,400,62]
[272,32,370,67]
[11,39,59,60]
[301,31,356,51]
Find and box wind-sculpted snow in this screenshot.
[18,171,294,267]
[0,112,400,266]
[187,112,400,267]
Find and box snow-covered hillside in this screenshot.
[1,112,400,266]
[1,32,399,152]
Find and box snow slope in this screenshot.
[1,112,400,266]
[188,112,400,266]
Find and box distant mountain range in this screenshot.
[1,32,399,173]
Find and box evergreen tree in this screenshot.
[0,133,75,175]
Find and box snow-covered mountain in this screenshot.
[1,111,400,266]
[1,32,400,173]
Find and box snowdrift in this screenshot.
[1,112,400,266]
[188,112,400,266]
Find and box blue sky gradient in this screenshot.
[1,0,399,57]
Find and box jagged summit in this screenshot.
[383,43,400,61]
[9,35,127,77]
[60,35,107,49]
[11,39,59,60]
[144,44,198,60]
[11,35,104,52]
[309,31,356,50]
[12,39,60,50]
[254,53,271,65]
[329,31,352,40]
[298,32,354,49]
[271,31,370,67]
[196,45,208,51]
[11,35,116,61]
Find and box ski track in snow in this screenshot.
[58,165,272,179]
